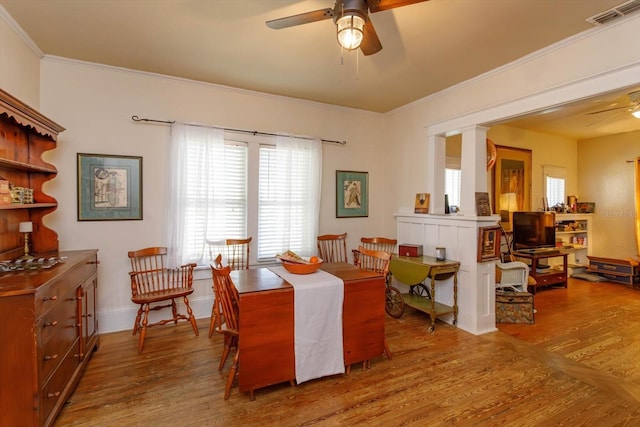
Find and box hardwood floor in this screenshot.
[55,278,640,426]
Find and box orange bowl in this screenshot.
[281,259,322,274]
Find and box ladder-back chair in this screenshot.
[128,247,198,353]
[317,233,348,263]
[353,237,397,265]
[211,263,242,399]
[355,246,393,371]
[207,237,251,338]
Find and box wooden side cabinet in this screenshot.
[0,250,99,427]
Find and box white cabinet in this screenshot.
[554,213,592,273]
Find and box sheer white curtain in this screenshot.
[164,123,225,267]
[257,135,322,259]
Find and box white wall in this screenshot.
[0,7,40,107]
[38,58,388,332]
[578,130,640,259]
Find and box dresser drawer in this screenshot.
[535,272,566,286]
[38,291,79,383]
[35,256,97,317]
[40,343,81,426]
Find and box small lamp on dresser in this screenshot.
[18,221,33,259]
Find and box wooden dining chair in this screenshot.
[128,247,198,353]
[209,254,225,338]
[352,237,397,265]
[206,237,252,270]
[355,245,393,371]
[207,237,251,338]
[317,232,348,263]
[211,263,243,400]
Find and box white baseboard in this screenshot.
[98,295,214,334]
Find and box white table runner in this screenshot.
[269,266,345,383]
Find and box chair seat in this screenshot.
[132,287,194,304]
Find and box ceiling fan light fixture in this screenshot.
[632,109,640,119]
[336,14,365,50]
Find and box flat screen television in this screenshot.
[512,211,556,251]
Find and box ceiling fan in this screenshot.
[586,90,640,118]
[265,0,428,56]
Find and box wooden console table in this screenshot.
[513,250,568,294]
[389,255,459,333]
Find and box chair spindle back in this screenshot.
[317,233,348,263]
[356,246,391,276]
[206,237,252,270]
[128,247,195,297]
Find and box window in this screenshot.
[258,139,321,261]
[165,124,321,267]
[543,166,566,209]
[445,168,461,208]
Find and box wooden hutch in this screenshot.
[0,89,99,427]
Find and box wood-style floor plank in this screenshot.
[55,278,640,426]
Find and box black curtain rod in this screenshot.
[131,115,346,145]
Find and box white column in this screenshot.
[460,125,489,215]
[427,134,447,214]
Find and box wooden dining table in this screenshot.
[230,262,386,398]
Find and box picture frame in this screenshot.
[576,202,595,213]
[475,192,492,216]
[336,170,368,218]
[492,146,532,216]
[415,193,430,214]
[77,153,143,221]
[477,226,501,262]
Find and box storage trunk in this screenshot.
[496,290,534,324]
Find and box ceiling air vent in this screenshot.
[586,0,640,25]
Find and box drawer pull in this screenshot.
[44,354,58,361]
[42,295,58,302]
[44,320,58,327]
[47,391,61,399]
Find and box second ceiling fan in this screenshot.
[586,90,640,117]
[266,0,428,56]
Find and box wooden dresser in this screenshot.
[0,250,99,427]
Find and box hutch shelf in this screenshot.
[0,88,64,261]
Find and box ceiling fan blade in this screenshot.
[266,8,334,30]
[585,105,632,115]
[360,15,382,56]
[586,110,627,127]
[367,0,429,13]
